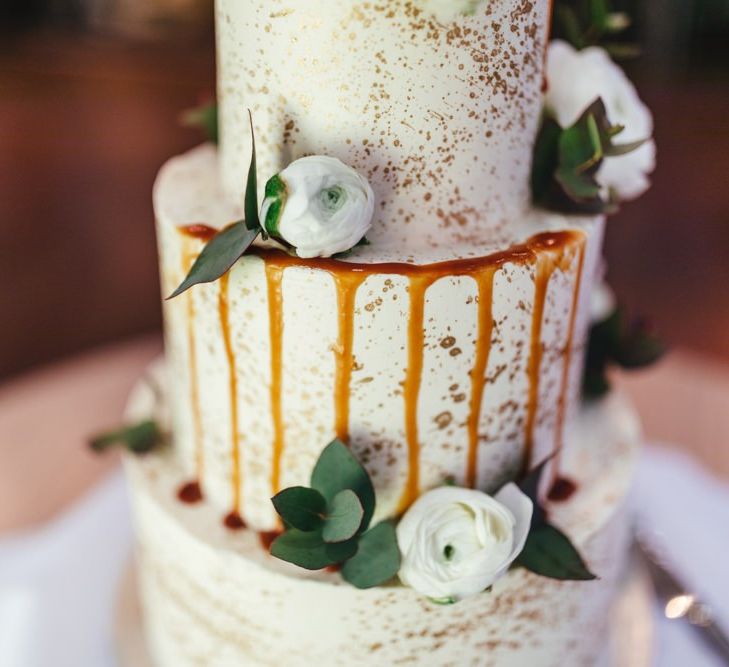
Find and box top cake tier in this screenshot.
[216,0,551,249]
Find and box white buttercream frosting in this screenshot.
[124,364,641,667]
[216,0,550,248]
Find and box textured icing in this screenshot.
[154,145,604,531]
[125,370,641,667]
[216,0,550,248]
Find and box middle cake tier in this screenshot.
[157,145,604,531]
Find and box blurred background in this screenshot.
[1,0,728,510]
[1,0,728,378]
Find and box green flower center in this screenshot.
[443,544,455,561]
[319,185,347,216]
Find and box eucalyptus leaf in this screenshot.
[310,439,376,532]
[531,116,561,204]
[583,307,665,399]
[555,167,602,202]
[322,489,364,544]
[556,6,585,49]
[588,0,609,31]
[270,528,357,570]
[167,222,259,299]
[341,521,401,589]
[181,101,218,144]
[604,137,648,157]
[516,523,596,581]
[272,486,326,532]
[244,110,260,231]
[559,113,602,172]
[90,420,163,455]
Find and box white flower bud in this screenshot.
[260,156,374,259]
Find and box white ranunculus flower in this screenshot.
[396,484,533,602]
[260,156,374,259]
[545,40,656,201]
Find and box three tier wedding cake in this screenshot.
[120,0,657,664]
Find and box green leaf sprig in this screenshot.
[514,459,596,581]
[583,306,666,399]
[90,419,164,455]
[180,100,219,144]
[168,110,261,299]
[532,97,646,215]
[553,0,639,59]
[270,439,401,589]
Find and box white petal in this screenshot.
[493,483,533,562]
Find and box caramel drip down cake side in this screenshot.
[155,152,603,531]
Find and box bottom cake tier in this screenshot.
[123,364,640,667]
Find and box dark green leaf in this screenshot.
[582,366,611,399]
[244,110,260,231]
[270,528,357,570]
[559,112,602,172]
[271,486,326,532]
[322,489,364,543]
[556,6,585,49]
[588,0,609,32]
[310,439,376,532]
[261,174,287,238]
[516,522,596,581]
[341,521,401,589]
[180,101,218,144]
[167,222,259,299]
[90,420,163,455]
[604,137,648,157]
[555,167,602,202]
[613,320,667,368]
[531,116,562,204]
[582,307,665,399]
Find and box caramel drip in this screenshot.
[523,256,554,471]
[553,241,586,472]
[397,274,436,514]
[333,273,367,443]
[182,239,205,484]
[219,272,242,513]
[265,263,286,495]
[177,226,586,516]
[465,267,496,489]
[523,238,583,472]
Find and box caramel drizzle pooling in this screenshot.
[178,226,586,518]
[219,271,242,513]
[182,236,205,484]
